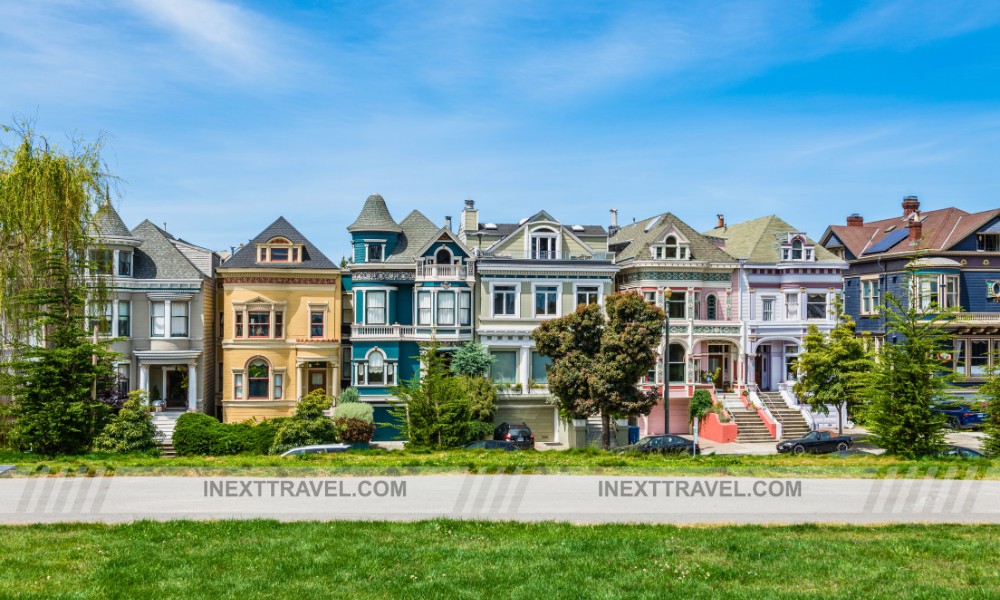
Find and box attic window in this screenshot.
[780,235,814,262]
[257,237,303,264]
[651,234,689,261]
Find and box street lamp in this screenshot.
[661,288,671,435]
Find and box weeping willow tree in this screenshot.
[0,123,118,453]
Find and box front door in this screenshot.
[758,345,770,391]
[307,369,327,394]
[166,369,187,409]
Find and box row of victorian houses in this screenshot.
[88,194,1000,445]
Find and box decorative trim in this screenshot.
[622,271,731,283]
[222,276,340,285]
[693,325,741,335]
[351,271,414,282]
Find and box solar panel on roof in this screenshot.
[862,228,909,255]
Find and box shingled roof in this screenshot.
[384,210,441,263]
[610,212,735,264]
[221,217,337,269]
[703,215,842,263]
[347,194,403,233]
[130,220,205,280]
[89,199,134,240]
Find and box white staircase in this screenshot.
[151,411,183,457]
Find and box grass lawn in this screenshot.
[0,520,996,599]
[0,449,996,479]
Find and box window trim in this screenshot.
[528,227,560,260]
[490,282,520,318]
[532,282,561,317]
[357,347,397,387]
[573,283,602,308]
[860,277,880,316]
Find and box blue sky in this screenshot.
[3,1,1000,259]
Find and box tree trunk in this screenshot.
[601,410,611,450]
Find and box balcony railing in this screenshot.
[475,249,615,262]
[950,312,1000,324]
[351,324,475,340]
[414,260,474,280]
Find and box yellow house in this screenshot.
[216,217,342,422]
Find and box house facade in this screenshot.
[216,217,342,422]
[821,196,1000,395]
[704,215,847,393]
[609,211,741,435]
[459,200,616,443]
[89,200,219,414]
[346,194,476,440]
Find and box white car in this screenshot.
[280,444,351,456]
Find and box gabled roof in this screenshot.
[610,212,735,264]
[470,210,607,238]
[384,210,441,263]
[130,220,205,280]
[412,225,472,260]
[221,217,337,269]
[347,194,402,233]
[703,215,842,263]
[821,207,1000,258]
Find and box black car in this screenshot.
[464,440,521,451]
[776,431,853,455]
[935,445,986,459]
[494,422,535,449]
[618,434,700,455]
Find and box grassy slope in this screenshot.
[0,449,996,479]
[0,520,997,599]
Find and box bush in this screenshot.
[333,402,373,423]
[171,413,220,455]
[335,417,376,443]
[269,389,338,454]
[338,387,360,404]
[241,417,287,454]
[93,391,161,453]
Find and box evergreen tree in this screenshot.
[93,390,160,453]
[532,292,666,449]
[980,361,1000,458]
[450,340,494,377]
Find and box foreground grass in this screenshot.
[0,520,997,598]
[0,449,995,479]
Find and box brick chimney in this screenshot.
[846,213,864,227]
[717,214,725,228]
[902,195,920,218]
[908,219,923,244]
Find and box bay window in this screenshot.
[459,292,471,326]
[437,292,455,325]
[785,292,799,320]
[365,291,387,324]
[667,291,686,319]
[151,302,166,337]
[489,351,518,384]
[913,274,960,311]
[417,291,432,325]
[151,300,189,337]
[118,300,130,337]
[118,251,132,276]
[359,350,395,386]
[248,311,270,337]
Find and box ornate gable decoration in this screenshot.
[257,237,305,264]
[649,226,691,261]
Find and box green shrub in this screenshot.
[333,402,373,423]
[335,417,375,443]
[241,418,287,454]
[338,387,360,404]
[93,391,161,453]
[171,413,220,455]
[269,418,338,454]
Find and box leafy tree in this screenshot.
[532,292,666,449]
[389,343,491,448]
[980,361,1000,458]
[688,389,713,449]
[270,389,338,453]
[860,293,952,456]
[93,390,161,453]
[793,299,874,434]
[450,341,494,377]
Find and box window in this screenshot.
[118,251,132,277]
[365,291,387,324]
[705,295,717,320]
[576,285,600,307]
[171,302,188,337]
[151,301,166,337]
[493,285,517,316]
[971,340,989,377]
[666,291,686,319]
[914,274,960,311]
[310,311,324,338]
[274,311,283,338]
[234,311,243,337]
[247,360,269,399]
[437,292,455,325]
[643,291,657,305]
[785,292,799,319]
[530,351,551,384]
[490,351,518,384]
[915,276,938,311]
[435,248,452,264]
[118,301,130,337]
[530,228,558,260]
[368,244,384,262]
[417,291,432,325]
[978,233,1000,252]
[861,279,880,315]
[943,275,959,309]
[762,297,774,322]
[954,340,966,375]
[270,247,289,262]
[233,373,244,399]
[791,239,803,260]
[89,249,113,275]
[535,285,559,316]
[362,350,395,386]
[116,364,130,397]
[806,293,827,319]
[91,302,113,335]
[663,236,678,259]
[273,373,283,399]
[668,344,685,382]
[248,311,270,337]
[459,292,471,326]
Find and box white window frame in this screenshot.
[364,239,387,263]
[490,282,520,317]
[528,227,560,260]
[806,293,827,320]
[358,348,396,387]
[784,291,800,320]
[417,290,433,325]
[861,277,880,315]
[761,297,774,322]
[574,283,601,308]
[459,291,471,326]
[436,291,456,325]
[533,283,561,317]
[365,290,388,325]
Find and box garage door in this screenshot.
[494,406,556,442]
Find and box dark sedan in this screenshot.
[777,431,853,455]
[932,402,988,429]
[618,434,700,455]
[464,440,521,451]
[935,445,986,459]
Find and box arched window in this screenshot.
[791,239,803,260]
[247,359,269,399]
[706,295,717,320]
[367,350,385,385]
[664,235,678,259]
[435,247,452,265]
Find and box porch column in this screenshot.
[296,362,304,400]
[161,369,167,404]
[187,363,197,412]
[519,346,531,394]
[139,364,149,402]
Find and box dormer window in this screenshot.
[791,239,802,260]
[781,234,814,262]
[529,227,559,260]
[367,243,384,262]
[257,237,303,264]
[652,233,690,260]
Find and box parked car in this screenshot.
[932,401,987,429]
[934,445,986,459]
[617,434,700,455]
[464,440,521,451]
[280,443,352,456]
[776,431,853,455]
[494,422,535,449]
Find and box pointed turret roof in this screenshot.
[90,197,134,240]
[347,194,403,233]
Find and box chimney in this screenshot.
[902,195,920,218]
[909,219,923,244]
[846,213,864,227]
[461,199,478,237]
[444,215,452,231]
[716,214,725,228]
[609,209,619,236]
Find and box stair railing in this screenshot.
[752,383,784,439]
